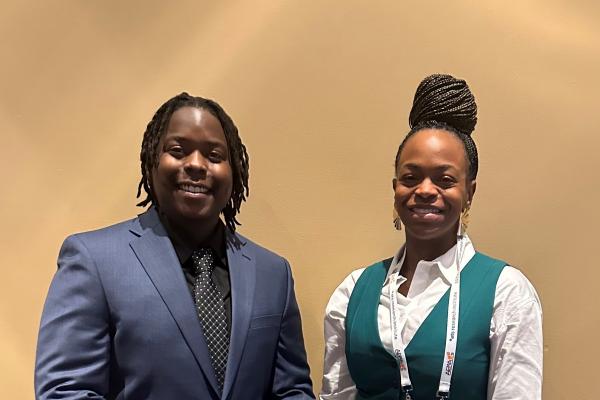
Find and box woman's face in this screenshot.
[394,128,475,242]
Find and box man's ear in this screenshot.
[147,168,153,190]
[146,165,156,199]
[392,178,397,191]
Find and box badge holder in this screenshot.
[402,385,414,400]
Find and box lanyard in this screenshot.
[388,237,465,400]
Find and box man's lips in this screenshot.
[178,183,211,195]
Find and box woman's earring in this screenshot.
[459,204,471,235]
[393,209,402,231]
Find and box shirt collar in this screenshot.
[157,212,227,265]
[388,234,476,284]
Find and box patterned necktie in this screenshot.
[192,248,229,391]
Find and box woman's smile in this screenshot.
[408,205,445,221]
[394,128,474,244]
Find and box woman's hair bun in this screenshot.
[408,74,478,136]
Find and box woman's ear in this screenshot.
[467,180,477,204]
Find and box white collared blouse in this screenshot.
[320,235,542,400]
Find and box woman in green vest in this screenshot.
[320,74,542,400]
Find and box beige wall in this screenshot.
[2,1,599,398]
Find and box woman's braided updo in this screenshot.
[395,74,479,180]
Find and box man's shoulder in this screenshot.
[231,232,287,265]
[64,210,153,249]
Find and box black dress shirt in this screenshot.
[160,216,232,335]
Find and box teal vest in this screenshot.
[345,252,505,400]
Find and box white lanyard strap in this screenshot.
[388,238,465,400]
[437,257,460,398]
[389,274,413,397]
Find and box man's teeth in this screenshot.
[180,184,209,194]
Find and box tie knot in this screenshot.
[192,248,216,275]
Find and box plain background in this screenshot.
[2,1,599,398]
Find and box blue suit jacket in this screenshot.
[35,208,314,399]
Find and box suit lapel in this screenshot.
[222,233,256,400]
[129,209,221,396]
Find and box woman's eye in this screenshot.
[438,176,457,187]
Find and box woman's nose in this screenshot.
[415,178,438,199]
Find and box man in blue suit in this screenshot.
[35,93,314,399]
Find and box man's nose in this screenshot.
[184,151,208,177]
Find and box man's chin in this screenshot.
[177,207,223,223]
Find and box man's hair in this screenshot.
[136,92,249,232]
